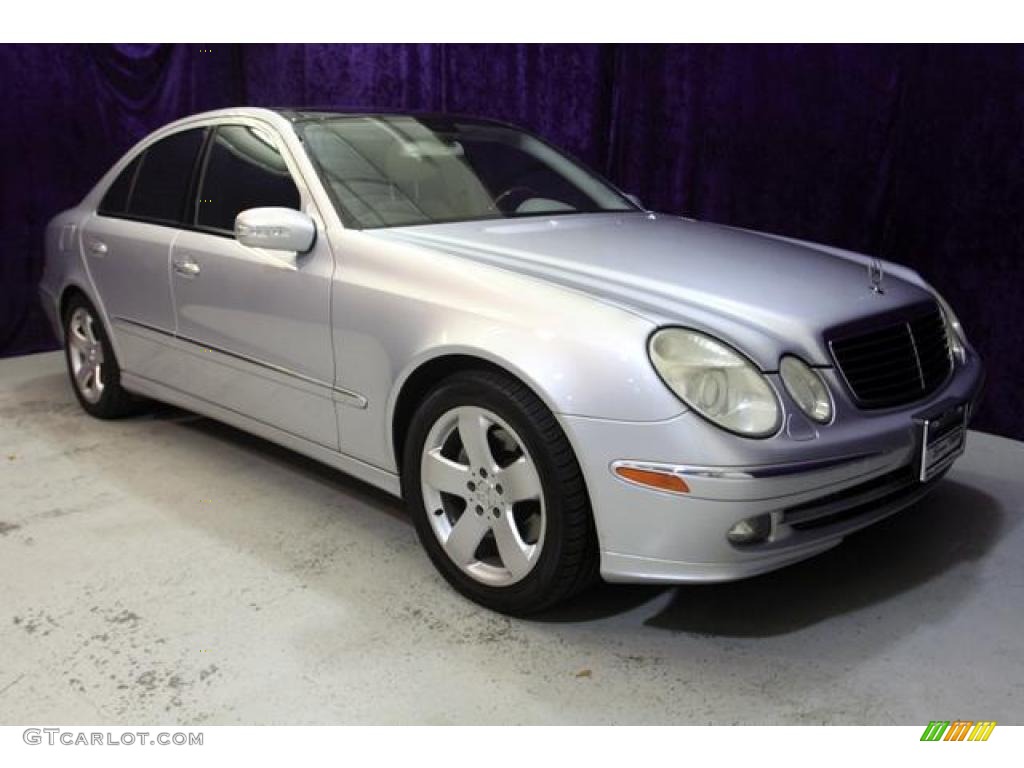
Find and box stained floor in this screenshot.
[1,351,1022,724]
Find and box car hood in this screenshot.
[371,212,936,368]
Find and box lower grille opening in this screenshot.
[783,466,940,532]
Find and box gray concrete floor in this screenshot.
[1,351,1022,725]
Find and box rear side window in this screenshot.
[98,156,140,216]
[127,128,206,224]
[196,125,301,232]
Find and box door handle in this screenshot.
[87,240,108,257]
[173,257,200,277]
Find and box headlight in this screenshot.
[649,329,781,437]
[779,356,832,424]
[935,294,967,364]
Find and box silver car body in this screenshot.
[40,107,985,584]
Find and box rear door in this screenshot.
[81,128,206,376]
[168,122,338,449]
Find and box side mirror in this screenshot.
[235,208,315,253]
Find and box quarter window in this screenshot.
[98,156,140,216]
[196,125,301,232]
[127,128,206,224]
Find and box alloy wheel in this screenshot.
[420,405,546,587]
[67,306,106,404]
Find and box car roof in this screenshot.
[133,108,527,154]
[273,108,520,129]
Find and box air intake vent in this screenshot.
[830,305,951,409]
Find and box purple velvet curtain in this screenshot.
[0,43,239,355]
[1,44,1022,440]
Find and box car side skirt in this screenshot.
[120,371,402,497]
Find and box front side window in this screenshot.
[127,128,206,224]
[300,115,635,229]
[196,125,301,232]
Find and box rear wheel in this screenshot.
[63,295,136,418]
[402,370,599,615]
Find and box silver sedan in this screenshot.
[41,108,984,614]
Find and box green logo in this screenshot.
[921,721,996,741]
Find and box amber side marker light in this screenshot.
[613,466,690,494]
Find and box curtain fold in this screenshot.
[1,43,1021,440]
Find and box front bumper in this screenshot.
[559,351,985,584]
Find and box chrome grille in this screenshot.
[830,305,951,408]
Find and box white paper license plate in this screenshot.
[918,402,968,482]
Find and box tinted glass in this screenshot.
[98,156,140,215]
[301,115,635,229]
[196,125,301,232]
[128,128,205,224]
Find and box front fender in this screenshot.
[329,231,686,472]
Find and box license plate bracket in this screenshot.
[915,399,968,483]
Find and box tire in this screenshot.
[402,369,599,615]
[63,294,137,419]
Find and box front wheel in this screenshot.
[402,370,599,615]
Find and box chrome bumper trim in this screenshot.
[611,451,880,482]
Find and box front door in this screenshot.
[168,123,337,449]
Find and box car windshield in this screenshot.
[299,115,636,229]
